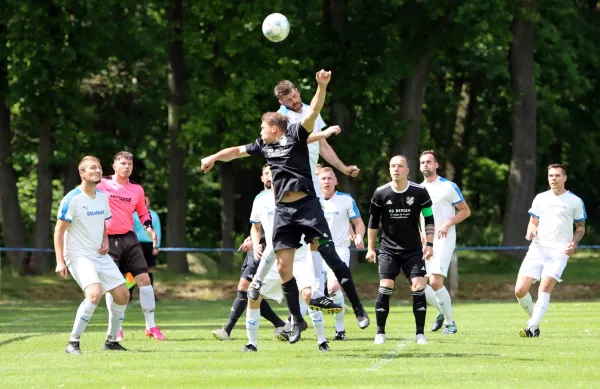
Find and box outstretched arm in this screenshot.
[201,145,249,173]
[307,126,341,144]
[301,70,331,133]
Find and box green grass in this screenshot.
[1,299,599,388]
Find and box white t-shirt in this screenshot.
[322,191,361,248]
[278,103,327,196]
[57,188,112,264]
[529,190,587,249]
[249,189,280,279]
[421,176,464,246]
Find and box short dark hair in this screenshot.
[114,151,133,161]
[274,80,296,99]
[390,155,409,168]
[419,150,438,163]
[548,163,567,175]
[261,112,288,132]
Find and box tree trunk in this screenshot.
[392,52,430,170]
[445,82,472,184]
[166,0,190,273]
[219,162,234,271]
[30,122,54,273]
[0,21,28,272]
[63,136,79,195]
[502,0,538,248]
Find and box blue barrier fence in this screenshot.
[2,245,600,253]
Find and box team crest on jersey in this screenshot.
[406,196,414,206]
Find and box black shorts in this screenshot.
[140,242,157,268]
[240,250,259,282]
[272,196,332,251]
[108,231,148,277]
[378,249,426,281]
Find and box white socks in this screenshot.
[424,285,442,315]
[70,299,98,342]
[329,290,345,332]
[517,292,534,317]
[246,308,261,347]
[434,287,454,325]
[308,308,327,344]
[107,302,127,341]
[139,285,157,329]
[309,251,325,299]
[529,292,551,330]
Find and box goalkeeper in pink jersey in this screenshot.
[97,151,166,341]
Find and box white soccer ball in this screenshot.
[262,13,290,42]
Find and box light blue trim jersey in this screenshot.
[322,191,361,248]
[56,188,112,264]
[529,190,586,249]
[421,176,464,246]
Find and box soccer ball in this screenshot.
[262,13,290,42]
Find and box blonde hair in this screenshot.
[78,156,101,172]
[318,166,336,177]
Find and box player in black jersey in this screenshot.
[212,165,287,341]
[366,155,435,345]
[200,70,369,345]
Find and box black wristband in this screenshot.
[426,242,433,247]
[143,220,153,230]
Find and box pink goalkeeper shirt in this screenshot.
[97,175,152,235]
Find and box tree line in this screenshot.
[1,0,599,274]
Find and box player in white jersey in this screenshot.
[54,156,130,354]
[247,79,362,309]
[515,163,586,338]
[318,166,366,341]
[419,150,471,334]
[243,166,332,352]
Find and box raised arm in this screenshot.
[201,145,249,173]
[301,70,331,133]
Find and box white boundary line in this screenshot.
[366,338,410,371]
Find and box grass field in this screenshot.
[1,299,599,389]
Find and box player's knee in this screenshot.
[301,288,312,302]
[238,278,250,291]
[135,272,151,287]
[429,277,444,290]
[514,285,528,299]
[112,285,130,305]
[410,277,427,291]
[85,284,103,305]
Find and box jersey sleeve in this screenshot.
[573,197,587,222]
[244,138,264,156]
[448,181,465,205]
[288,122,310,141]
[420,188,433,209]
[368,191,382,229]
[528,195,541,218]
[249,196,262,224]
[347,196,361,220]
[104,194,112,220]
[135,186,152,225]
[57,195,76,223]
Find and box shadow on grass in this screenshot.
[0,334,42,348]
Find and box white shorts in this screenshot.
[323,246,350,284]
[259,243,314,301]
[518,244,569,282]
[68,255,126,294]
[425,245,455,277]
